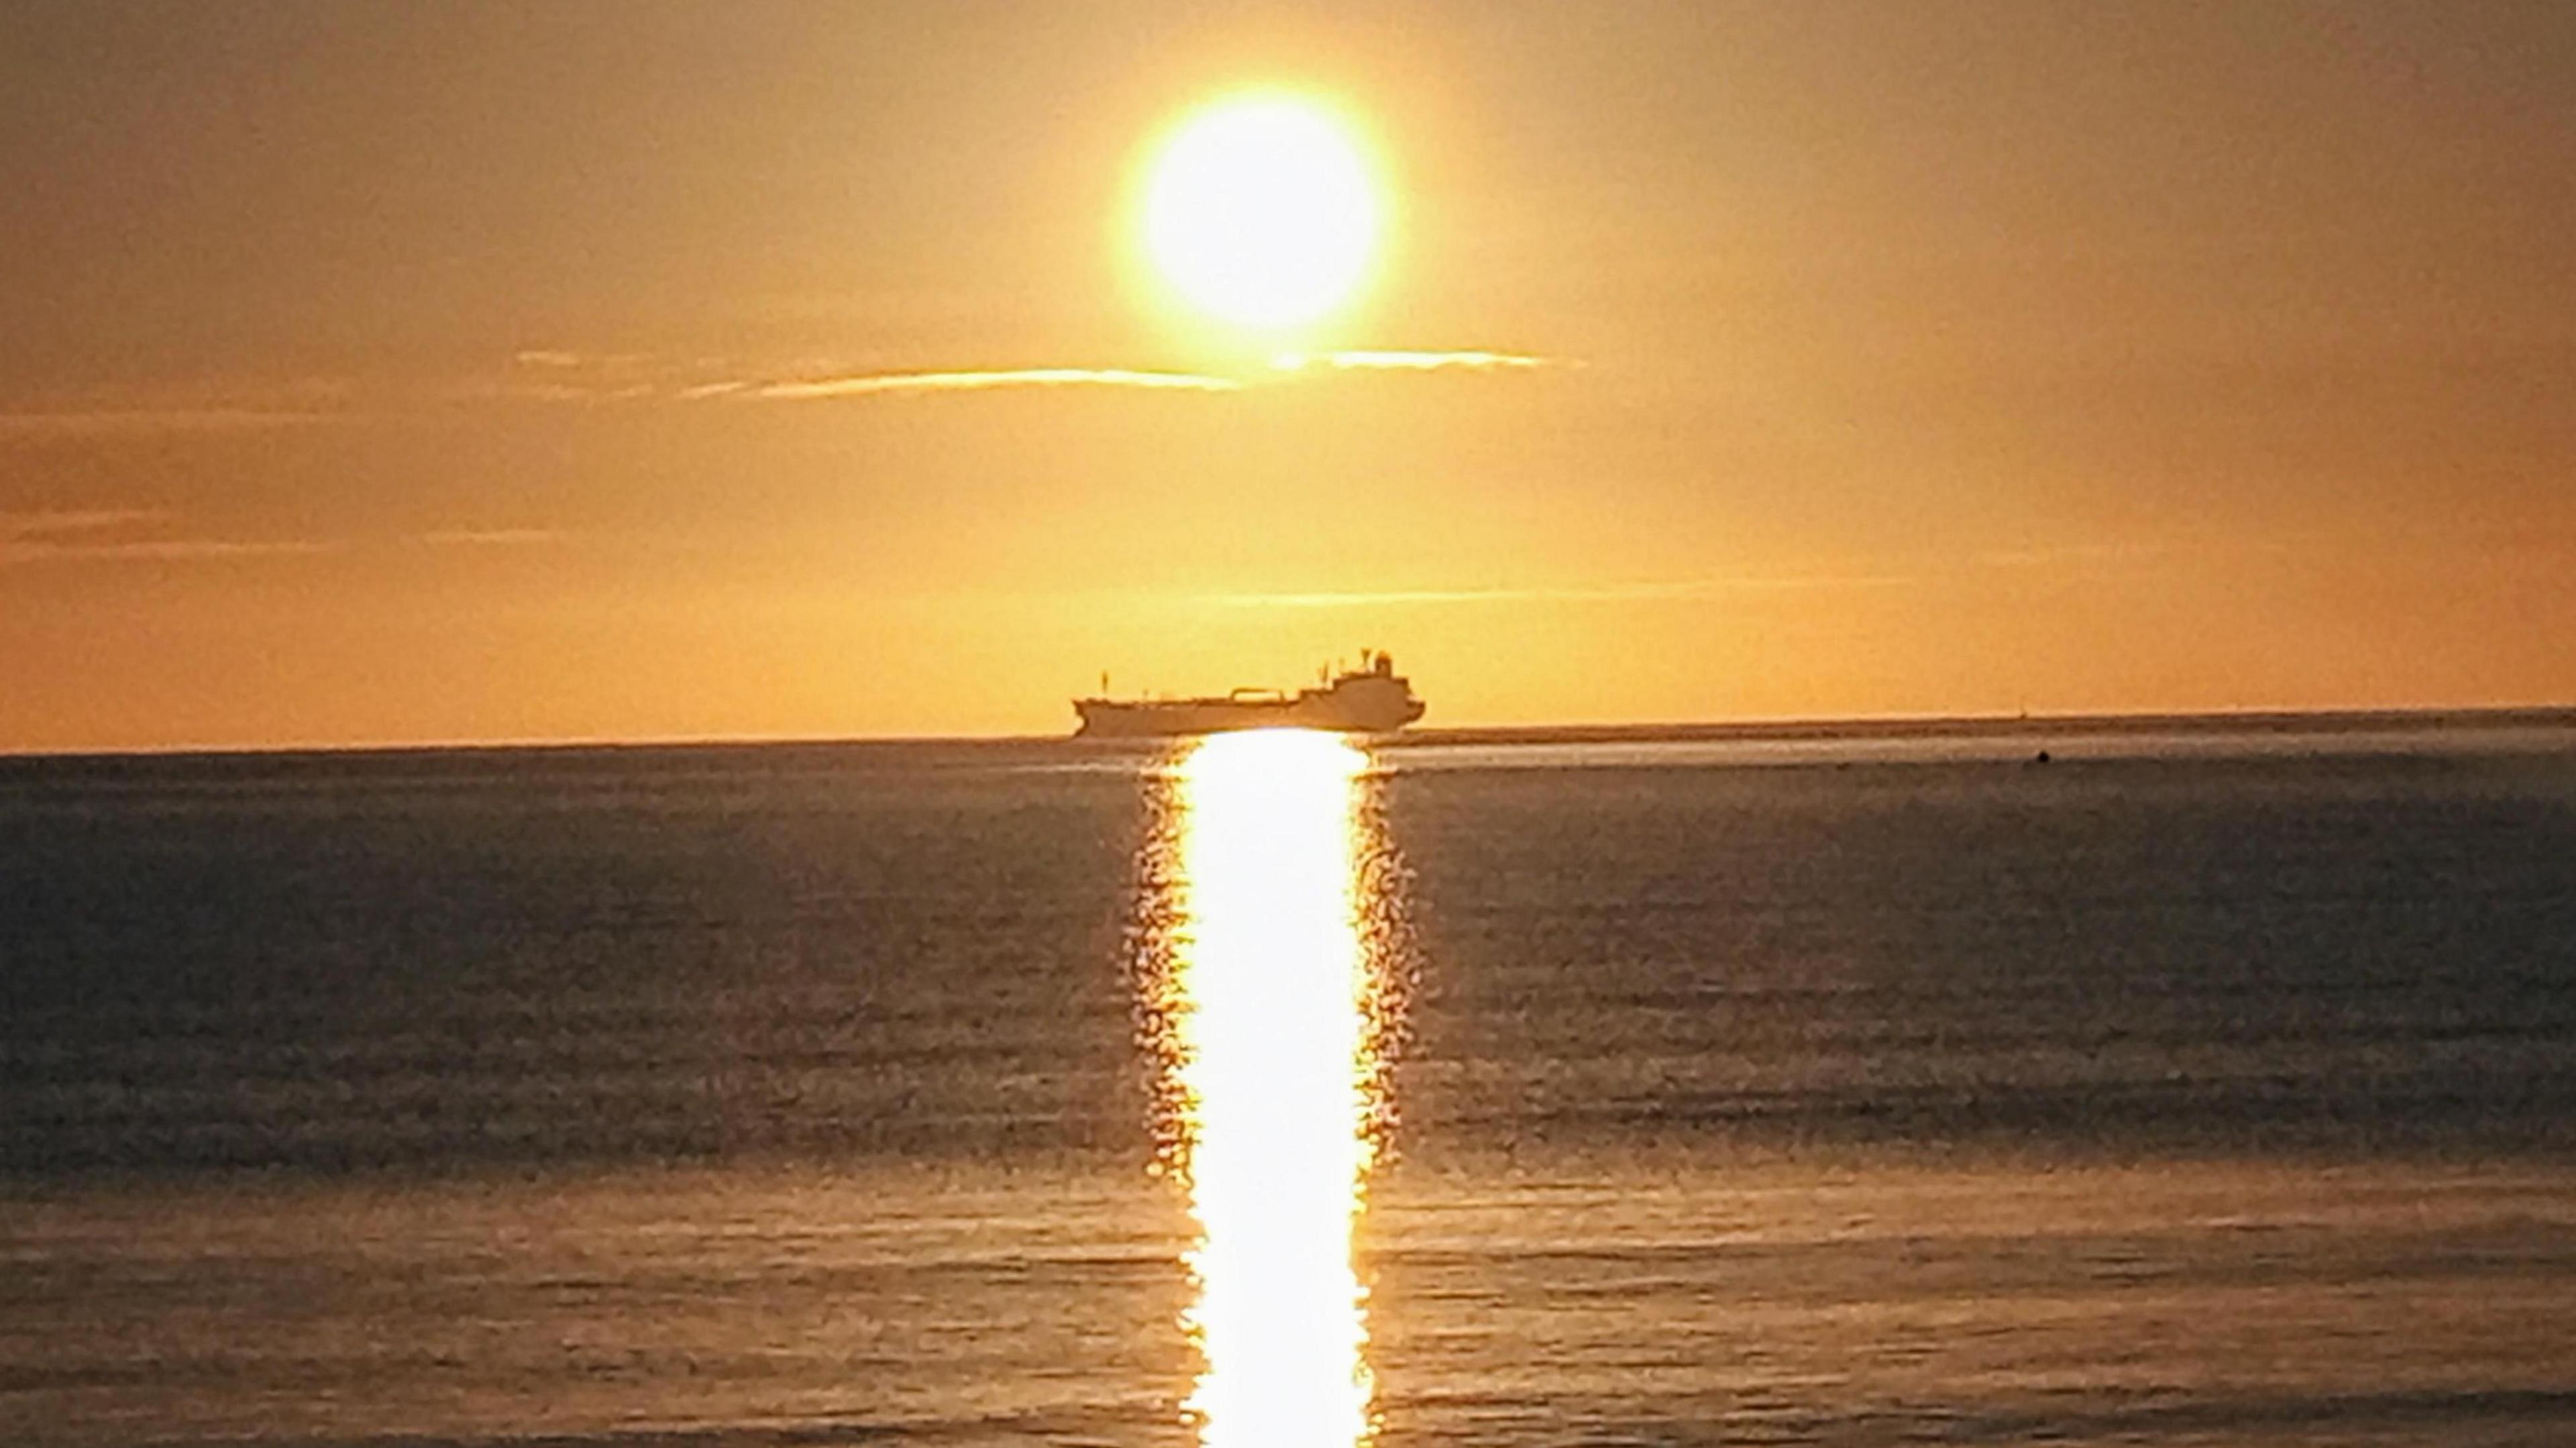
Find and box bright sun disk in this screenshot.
[1142,95,1384,333]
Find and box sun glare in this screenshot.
[1142,94,1385,333]
[1140,729,1393,1448]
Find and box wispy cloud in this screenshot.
[498,347,1550,402]
[728,367,1244,400]
[1269,349,1554,373]
[1209,573,1915,608]
[1976,541,2179,569]
[493,349,673,399]
[418,527,561,547]
[1,508,331,566]
[1970,537,2306,575]
[0,508,176,538]
[4,345,1559,427]
[2,536,332,566]
[0,408,337,437]
[480,382,663,403]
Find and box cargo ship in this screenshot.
[1073,651,1426,738]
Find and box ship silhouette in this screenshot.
[1073,651,1426,737]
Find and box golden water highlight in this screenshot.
[1136,728,1401,1448]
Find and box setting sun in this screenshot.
[1141,93,1384,333]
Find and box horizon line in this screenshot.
[6,700,2573,765]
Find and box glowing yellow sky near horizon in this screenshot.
[1145,730,1391,1447]
[4,6,2574,750]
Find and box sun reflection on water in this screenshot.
[1136,729,1402,1448]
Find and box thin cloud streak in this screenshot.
[1,537,333,567]
[1974,537,2302,570]
[0,508,176,538]
[482,382,662,403]
[1269,349,1553,373]
[3,351,1545,423]
[0,409,337,437]
[498,349,1551,401]
[1,508,332,566]
[0,349,1551,430]
[419,528,561,547]
[733,368,1244,400]
[1210,574,1917,608]
[510,349,673,371]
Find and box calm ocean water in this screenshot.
[5,718,2575,1446]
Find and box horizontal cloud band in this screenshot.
[1268,349,1550,372]
[699,368,1244,400]
[1207,574,1915,608]
[0,349,1561,431]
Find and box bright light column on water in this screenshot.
[1153,729,1388,1448]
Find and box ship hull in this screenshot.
[1073,693,1423,738]
[1073,652,1426,738]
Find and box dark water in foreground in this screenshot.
[5,718,2575,1446]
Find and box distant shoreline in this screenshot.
[1401,706,2576,748]
[5,704,2574,768]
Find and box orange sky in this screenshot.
[5,1,2573,750]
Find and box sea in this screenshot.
[4,714,2575,1447]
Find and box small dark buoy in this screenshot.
[2033,748,2052,765]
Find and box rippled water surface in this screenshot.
[5,719,2574,1445]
